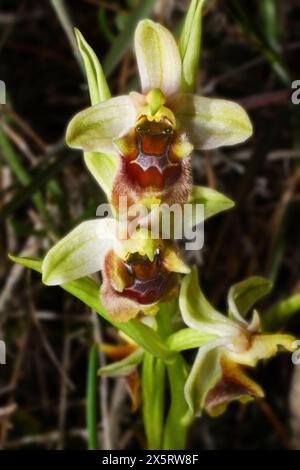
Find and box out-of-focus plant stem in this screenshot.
[229,0,290,86]
[0,128,57,235]
[50,0,83,73]
[87,344,99,450]
[157,303,193,450]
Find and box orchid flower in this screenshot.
[41,220,189,322]
[179,268,296,417]
[66,19,253,212]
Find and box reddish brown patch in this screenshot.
[121,251,178,305]
[205,355,264,416]
[103,249,178,307]
[112,155,192,214]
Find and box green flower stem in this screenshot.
[163,355,193,450]
[87,344,98,450]
[158,303,193,450]
[142,353,166,449]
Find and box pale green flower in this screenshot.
[179,268,295,416]
[41,220,189,322]
[66,19,253,170]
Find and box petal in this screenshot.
[227,333,296,367]
[184,338,226,416]
[228,276,272,326]
[135,20,182,97]
[169,93,253,149]
[66,96,136,153]
[42,219,116,285]
[205,354,264,417]
[162,245,190,274]
[179,267,239,336]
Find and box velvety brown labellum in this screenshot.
[112,117,192,212]
[111,249,178,305]
[125,118,182,190]
[101,249,179,321]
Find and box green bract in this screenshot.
[179,0,206,92]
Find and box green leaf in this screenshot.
[98,348,144,377]
[263,293,300,330]
[179,0,206,93]
[166,328,218,352]
[188,185,235,228]
[86,344,98,450]
[75,28,111,105]
[228,276,273,323]
[142,353,166,450]
[9,255,175,361]
[179,267,238,336]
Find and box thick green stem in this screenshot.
[163,355,193,450]
[158,303,194,450]
[142,352,166,449]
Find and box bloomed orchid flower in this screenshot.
[66,19,253,213]
[179,268,296,417]
[41,220,190,322]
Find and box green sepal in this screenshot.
[188,185,235,228]
[75,27,111,105]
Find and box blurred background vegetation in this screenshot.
[1,0,300,450]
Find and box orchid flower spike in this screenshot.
[179,268,296,417]
[66,19,253,212]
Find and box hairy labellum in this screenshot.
[112,116,193,212]
[101,248,179,321]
